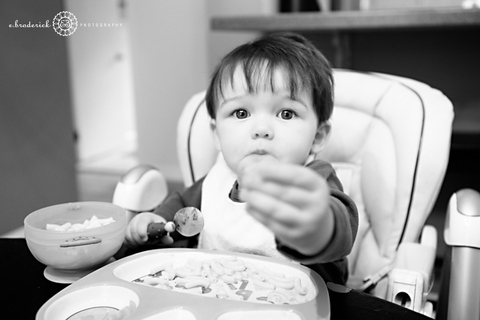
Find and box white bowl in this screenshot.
[24,202,127,271]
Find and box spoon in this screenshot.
[147,207,204,239]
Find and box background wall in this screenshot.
[0,0,78,235]
[66,0,136,168]
[128,0,209,180]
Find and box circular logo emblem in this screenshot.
[53,11,78,36]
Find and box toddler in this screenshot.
[125,32,358,284]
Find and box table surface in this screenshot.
[1,238,431,319]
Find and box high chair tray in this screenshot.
[36,248,330,320]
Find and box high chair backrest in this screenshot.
[177,69,454,296]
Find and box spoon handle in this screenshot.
[147,222,167,239]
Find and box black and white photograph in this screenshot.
[1,1,480,319]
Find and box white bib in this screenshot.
[198,154,289,261]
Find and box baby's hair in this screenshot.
[205,32,334,125]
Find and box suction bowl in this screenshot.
[24,202,127,273]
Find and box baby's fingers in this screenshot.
[125,213,167,248]
[242,162,323,192]
[240,180,310,209]
[125,227,146,248]
[242,188,298,229]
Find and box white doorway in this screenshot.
[66,0,138,174]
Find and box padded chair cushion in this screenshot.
[317,70,452,295]
[177,91,218,187]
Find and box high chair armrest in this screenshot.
[386,225,437,317]
[444,188,480,248]
[112,165,168,215]
[444,188,480,320]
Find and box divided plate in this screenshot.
[37,248,330,320]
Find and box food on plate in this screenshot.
[46,215,115,232]
[133,255,311,305]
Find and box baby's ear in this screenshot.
[210,119,222,151]
[311,121,331,155]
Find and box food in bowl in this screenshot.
[24,202,127,271]
[46,215,115,232]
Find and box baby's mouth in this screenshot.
[247,150,277,162]
[251,149,269,156]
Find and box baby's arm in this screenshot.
[125,212,175,248]
[124,177,205,248]
[240,160,357,260]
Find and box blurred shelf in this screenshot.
[211,8,480,32]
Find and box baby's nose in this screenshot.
[255,131,269,138]
[252,123,273,139]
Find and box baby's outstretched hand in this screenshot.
[239,160,334,256]
[125,212,174,248]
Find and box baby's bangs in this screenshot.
[216,58,311,101]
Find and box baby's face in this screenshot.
[211,66,326,177]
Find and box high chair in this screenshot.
[175,69,454,317]
[115,69,458,317]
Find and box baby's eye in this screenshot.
[278,109,296,120]
[233,109,250,119]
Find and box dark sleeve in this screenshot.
[153,177,204,217]
[276,160,358,280]
[152,177,205,244]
